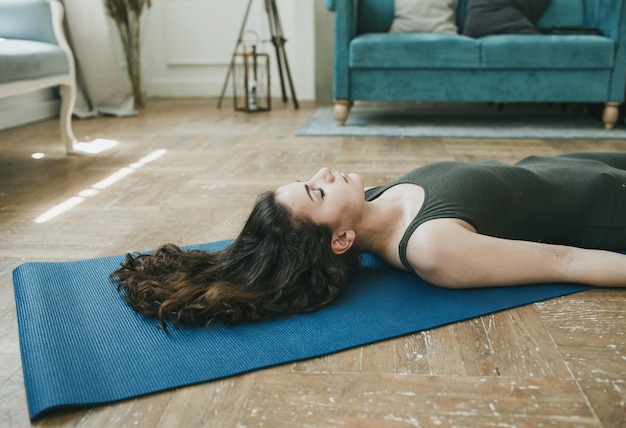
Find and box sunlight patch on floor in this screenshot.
[73,139,119,154]
[34,149,167,224]
[31,139,119,159]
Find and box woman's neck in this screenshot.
[353,184,425,260]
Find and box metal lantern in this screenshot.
[232,32,271,112]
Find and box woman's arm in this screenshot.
[407,219,626,289]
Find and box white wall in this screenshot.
[142,0,316,100]
[0,0,316,131]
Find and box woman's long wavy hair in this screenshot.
[110,191,360,329]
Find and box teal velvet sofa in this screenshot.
[324,0,626,129]
[0,0,77,153]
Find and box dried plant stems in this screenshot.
[105,0,152,108]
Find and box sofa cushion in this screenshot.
[0,39,69,84]
[456,0,584,34]
[463,0,549,38]
[390,0,459,34]
[350,33,480,69]
[480,34,615,69]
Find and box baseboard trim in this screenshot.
[0,99,61,131]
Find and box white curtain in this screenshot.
[62,0,136,117]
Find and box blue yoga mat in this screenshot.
[14,240,591,420]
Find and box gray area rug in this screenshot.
[296,103,626,140]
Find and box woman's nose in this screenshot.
[311,167,334,183]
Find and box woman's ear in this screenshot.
[331,230,356,255]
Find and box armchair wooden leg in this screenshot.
[602,102,620,130]
[59,82,78,154]
[333,100,351,126]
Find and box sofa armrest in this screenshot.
[50,0,75,77]
[328,0,358,100]
[0,0,78,153]
[585,0,624,40]
[0,0,58,44]
[586,0,626,101]
[328,0,358,41]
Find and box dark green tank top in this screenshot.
[364,153,626,271]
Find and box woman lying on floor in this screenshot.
[111,152,626,328]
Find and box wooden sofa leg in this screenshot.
[602,102,620,130]
[59,82,78,154]
[333,100,350,126]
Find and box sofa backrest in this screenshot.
[457,0,585,32]
[355,0,591,34]
[0,0,57,44]
[457,0,469,28]
[537,0,585,28]
[357,0,396,34]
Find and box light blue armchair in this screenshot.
[0,0,77,153]
[325,0,626,129]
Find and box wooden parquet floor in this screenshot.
[0,98,624,427]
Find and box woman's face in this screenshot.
[275,167,365,230]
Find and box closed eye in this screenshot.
[303,183,324,201]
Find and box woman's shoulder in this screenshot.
[404,219,478,275]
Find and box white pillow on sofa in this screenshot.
[390,0,459,34]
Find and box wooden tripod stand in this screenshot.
[217,0,299,109]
